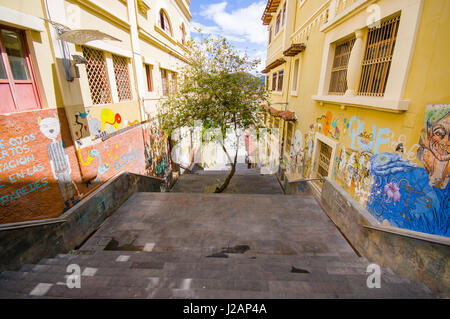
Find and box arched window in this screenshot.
[159,9,172,36]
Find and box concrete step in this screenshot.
[0,270,432,299]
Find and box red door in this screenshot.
[0,26,41,113]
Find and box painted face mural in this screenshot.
[417,104,450,189]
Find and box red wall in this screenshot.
[0,109,169,224]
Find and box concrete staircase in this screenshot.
[0,189,436,298]
[0,249,434,299]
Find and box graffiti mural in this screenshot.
[286,107,449,237]
[39,117,79,211]
[142,122,171,177]
[417,104,450,189]
[366,152,449,236]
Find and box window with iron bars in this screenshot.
[357,15,400,97]
[328,37,355,95]
[112,54,132,101]
[82,46,112,105]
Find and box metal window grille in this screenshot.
[317,140,332,183]
[277,70,284,91]
[112,54,132,101]
[357,15,400,97]
[272,72,277,91]
[82,46,112,105]
[328,37,355,95]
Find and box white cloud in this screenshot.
[190,21,245,42]
[199,1,267,45]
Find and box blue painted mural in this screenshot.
[367,152,449,236]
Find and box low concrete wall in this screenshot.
[0,172,164,272]
[319,178,450,295]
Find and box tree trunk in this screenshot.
[215,134,239,193]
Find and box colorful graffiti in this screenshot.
[143,122,171,177]
[366,152,449,236]
[101,108,122,132]
[417,104,450,189]
[285,107,449,237]
[39,117,79,211]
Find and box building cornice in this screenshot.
[75,0,131,31]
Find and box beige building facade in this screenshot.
[0,0,190,223]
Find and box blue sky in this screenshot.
[189,1,268,72]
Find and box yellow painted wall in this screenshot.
[266,0,450,237]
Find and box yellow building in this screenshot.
[0,0,190,223]
[262,0,449,237]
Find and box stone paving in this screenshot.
[0,167,437,298]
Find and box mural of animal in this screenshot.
[101,108,122,132]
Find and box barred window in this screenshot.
[112,54,132,101]
[82,46,112,105]
[358,15,400,97]
[328,37,355,95]
[277,70,284,91]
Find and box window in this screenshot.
[82,46,112,105]
[161,68,169,96]
[181,24,186,45]
[358,15,400,97]
[145,64,153,92]
[275,12,281,34]
[159,10,172,36]
[268,27,272,44]
[170,72,177,94]
[328,37,355,95]
[316,140,332,183]
[0,26,41,113]
[282,3,286,26]
[291,58,300,94]
[277,70,284,91]
[112,54,132,101]
[285,121,294,154]
[272,72,277,91]
[265,75,269,90]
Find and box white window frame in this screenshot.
[290,57,301,96]
[313,0,424,112]
[310,132,338,180]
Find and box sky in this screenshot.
[189,1,268,74]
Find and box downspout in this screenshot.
[127,0,147,122]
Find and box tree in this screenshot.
[159,33,269,193]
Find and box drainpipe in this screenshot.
[127,0,147,122]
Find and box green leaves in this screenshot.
[159,32,269,136]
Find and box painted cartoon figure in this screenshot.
[417,105,450,189]
[39,117,77,211]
